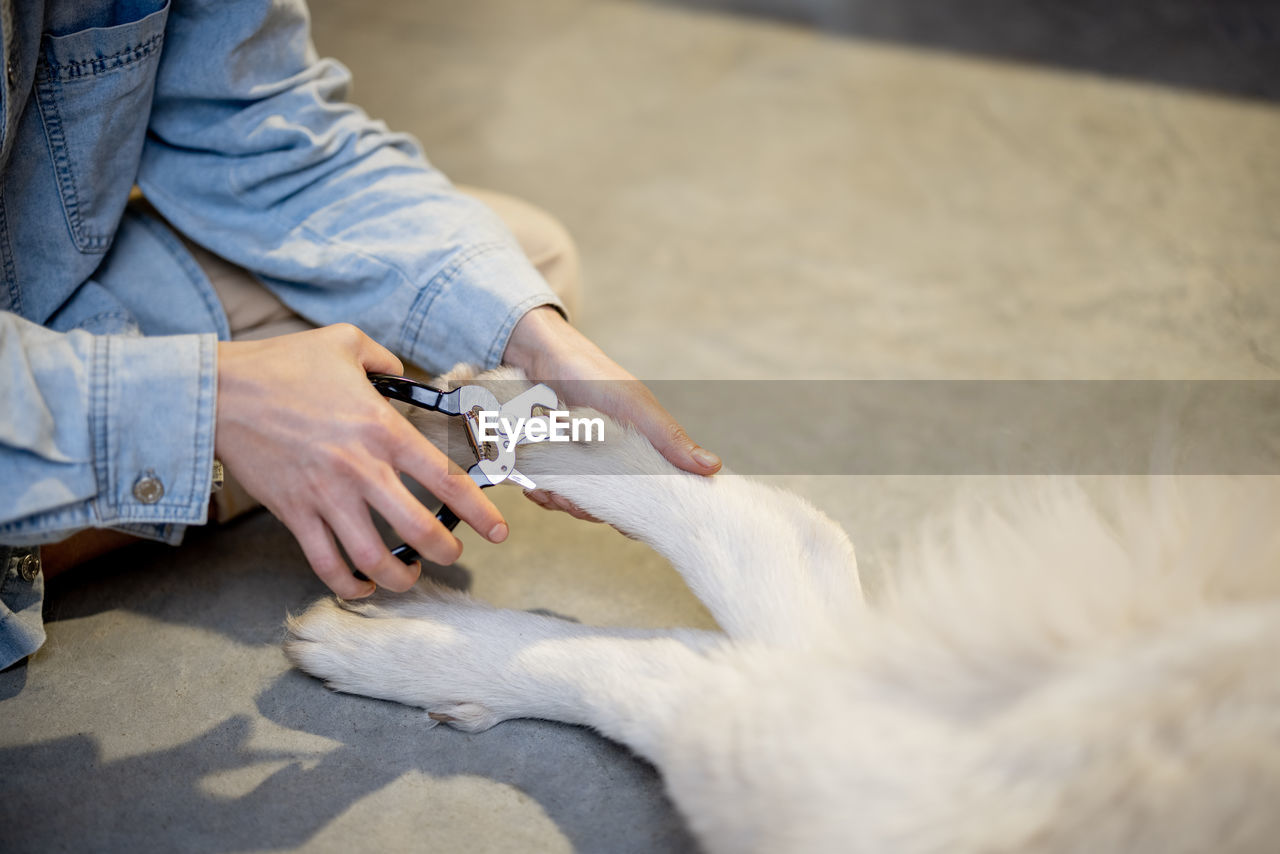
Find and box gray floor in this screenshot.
[2,1,1278,851]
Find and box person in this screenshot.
[0,0,720,669]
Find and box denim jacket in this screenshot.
[0,0,560,665]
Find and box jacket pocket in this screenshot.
[34,0,169,254]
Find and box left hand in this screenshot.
[503,306,720,519]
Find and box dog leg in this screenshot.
[516,418,864,647]
[404,366,865,647]
[285,581,725,761]
[405,365,864,646]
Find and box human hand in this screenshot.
[215,324,508,597]
[502,307,720,520]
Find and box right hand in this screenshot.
[214,324,509,598]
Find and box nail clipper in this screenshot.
[368,373,558,565]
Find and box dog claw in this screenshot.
[428,711,458,722]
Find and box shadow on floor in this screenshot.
[38,508,473,648]
[0,673,699,852]
[0,508,697,852]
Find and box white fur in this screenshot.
[288,367,1280,854]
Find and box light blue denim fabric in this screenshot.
[0,547,45,668]
[0,0,561,665]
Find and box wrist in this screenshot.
[213,339,267,455]
[504,305,570,374]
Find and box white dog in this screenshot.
[286,368,1280,854]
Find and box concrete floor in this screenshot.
[2,0,1278,851]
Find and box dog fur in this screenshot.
[285,367,1280,854]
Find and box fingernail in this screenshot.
[692,448,721,469]
[488,522,508,543]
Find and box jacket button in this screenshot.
[133,471,165,504]
[17,553,41,582]
[6,61,15,87]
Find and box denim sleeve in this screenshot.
[138,0,562,376]
[0,312,218,546]
[1,548,46,669]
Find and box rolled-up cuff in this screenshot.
[399,243,564,374]
[88,332,218,531]
[0,547,47,670]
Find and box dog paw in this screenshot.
[284,581,513,730]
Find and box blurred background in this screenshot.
[4,2,1277,852]
[663,0,1280,98]
[309,0,1279,382]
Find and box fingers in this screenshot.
[501,310,720,476]
[359,340,404,378]
[364,465,469,566]
[622,389,722,475]
[393,434,509,544]
[325,499,423,593]
[219,324,495,600]
[330,322,404,377]
[289,514,377,599]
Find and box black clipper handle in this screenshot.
[385,504,461,567]
[359,371,467,577]
[367,373,454,412]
